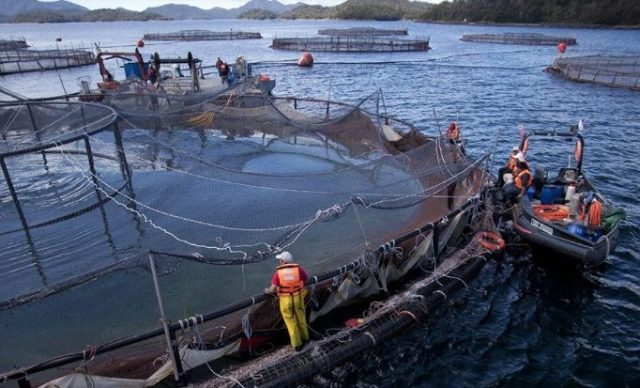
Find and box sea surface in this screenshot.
[1,19,640,386]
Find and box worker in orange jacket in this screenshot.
[265,251,309,351]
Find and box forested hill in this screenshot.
[417,0,640,26]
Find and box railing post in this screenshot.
[148,252,185,385]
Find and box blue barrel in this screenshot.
[540,185,564,205]
[124,62,141,79]
[526,186,535,200]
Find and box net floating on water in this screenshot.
[546,55,640,91]
[142,30,262,41]
[461,32,576,46]
[271,36,430,52]
[318,27,409,36]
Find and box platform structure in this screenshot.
[142,30,262,41]
[461,32,576,45]
[318,27,408,36]
[0,48,95,74]
[0,39,29,50]
[547,55,640,91]
[271,36,430,52]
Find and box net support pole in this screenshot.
[0,157,30,236]
[147,252,185,385]
[25,103,48,168]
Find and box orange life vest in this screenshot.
[514,169,531,190]
[580,199,602,227]
[276,264,304,295]
[447,123,460,141]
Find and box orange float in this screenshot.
[557,42,567,53]
[475,231,505,252]
[136,39,145,48]
[298,52,314,67]
[533,204,570,221]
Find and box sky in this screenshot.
[43,0,442,12]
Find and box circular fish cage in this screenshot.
[546,55,640,91]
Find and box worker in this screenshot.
[264,251,309,351]
[446,121,460,143]
[496,146,521,187]
[218,60,229,85]
[503,155,531,203]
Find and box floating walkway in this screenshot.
[142,30,262,41]
[0,48,95,75]
[318,27,408,36]
[271,36,430,52]
[546,55,640,91]
[0,39,29,50]
[461,32,576,45]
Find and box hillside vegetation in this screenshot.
[13,8,168,23]
[418,0,640,26]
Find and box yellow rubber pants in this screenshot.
[279,289,309,349]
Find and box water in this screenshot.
[1,19,640,386]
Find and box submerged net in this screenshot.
[0,80,488,385]
[548,55,640,90]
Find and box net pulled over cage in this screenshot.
[0,81,488,386]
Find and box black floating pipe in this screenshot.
[0,196,479,382]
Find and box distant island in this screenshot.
[2,0,638,27]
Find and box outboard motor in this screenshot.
[533,166,547,196]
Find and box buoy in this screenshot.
[557,42,567,54]
[136,39,145,48]
[258,74,270,81]
[475,231,505,252]
[55,38,62,42]
[298,52,314,67]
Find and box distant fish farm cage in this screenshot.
[318,27,408,36]
[142,29,262,41]
[271,36,430,52]
[547,55,640,91]
[0,39,29,50]
[0,48,95,75]
[461,32,576,45]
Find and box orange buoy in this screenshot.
[298,52,314,67]
[258,74,270,81]
[475,231,505,252]
[136,39,145,48]
[557,42,567,54]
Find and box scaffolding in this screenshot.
[546,55,640,91]
[271,36,430,52]
[142,30,262,41]
[0,48,95,75]
[461,32,576,45]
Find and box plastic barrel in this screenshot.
[541,185,564,205]
[527,186,535,200]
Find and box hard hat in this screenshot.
[276,251,293,262]
[512,146,520,152]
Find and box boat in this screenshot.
[510,124,623,267]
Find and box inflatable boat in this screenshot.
[510,127,623,267]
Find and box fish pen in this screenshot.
[318,27,409,36]
[0,48,95,75]
[271,36,430,52]
[0,39,29,50]
[142,30,262,41]
[0,81,488,387]
[460,32,576,45]
[546,55,640,91]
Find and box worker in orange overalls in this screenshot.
[265,251,309,351]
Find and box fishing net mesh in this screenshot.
[549,55,640,90]
[0,80,487,385]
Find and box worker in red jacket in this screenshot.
[265,251,309,351]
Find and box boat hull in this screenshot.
[513,208,619,267]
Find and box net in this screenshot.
[0,79,488,386]
[547,55,640,91]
